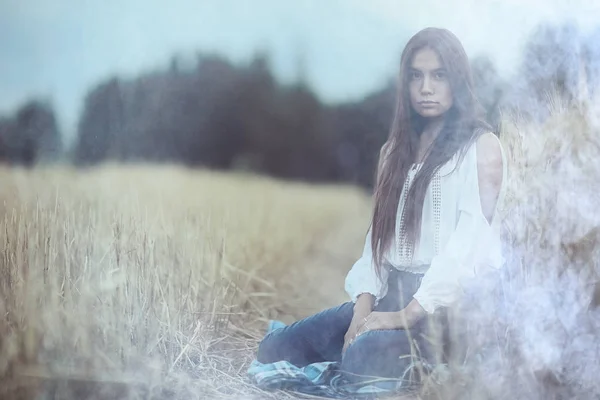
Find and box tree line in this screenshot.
[0,21,595,188]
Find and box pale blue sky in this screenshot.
[1,0,599,141]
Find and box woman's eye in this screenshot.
[410,72,421,80]
[434,72,446,80]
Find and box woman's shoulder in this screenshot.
[460,130,505,171]
[475,131,504,161]
[445,130,505,186]
[473,132,505,182]
[470,131,506,221]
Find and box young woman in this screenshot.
[256,27,507,387]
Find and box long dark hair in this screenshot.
[371,27,490,276]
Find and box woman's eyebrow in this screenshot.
[408,67,447,73]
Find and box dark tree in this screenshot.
[74,78,124,165]
[0,100,61,166]
[330,81,396,188]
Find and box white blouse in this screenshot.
[344,134,508,314]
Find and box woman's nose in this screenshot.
[421,77,434,95]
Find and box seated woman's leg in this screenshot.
[257,302,354,367]
[340,325,435,386]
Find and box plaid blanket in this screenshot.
[247,320,433,399]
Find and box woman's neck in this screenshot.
[416,117,445,163]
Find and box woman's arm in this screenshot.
[477,132,504,224]
[344,219,390,306]
[344,141,394,305]
[342,142,394,349]
[412,132,505,316]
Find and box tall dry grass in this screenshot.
[421,97,600,400]
[0,164,370,399]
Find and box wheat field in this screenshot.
[0,164,372,399]
[2,98,600,400]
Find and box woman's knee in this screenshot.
[256,330,284,364]
[257,302,354,365]
[340,330,414,383]
[256,326,323,366]
[341,331,386,381]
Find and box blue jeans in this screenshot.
[257,267,449,385]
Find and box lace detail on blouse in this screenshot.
[396,164,442,266]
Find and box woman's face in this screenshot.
[408,47,453,119]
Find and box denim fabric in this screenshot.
[257,267,448,384]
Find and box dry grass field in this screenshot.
[2,98,600,399]
[0,165,372,399]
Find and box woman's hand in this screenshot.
[342,311,369,354]
[354,299,427,337]
[353,311,406,336]
[342,294,374,353]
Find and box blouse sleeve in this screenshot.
[344,227,390,306]
[345,141,393,306]
[413,142,505,314]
